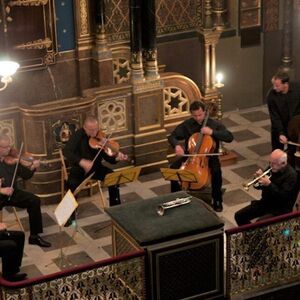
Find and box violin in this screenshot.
[4,147,35,168]
[89,130,120,157]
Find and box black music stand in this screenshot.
[160,168,201,191]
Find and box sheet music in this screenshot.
[54,190,78,226]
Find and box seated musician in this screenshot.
[168,100,234,212]
[63,115,128,216]
[235,149,298,226]
[0,134,51,248]
[0,222,27,281]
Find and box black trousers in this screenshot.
[67,165,121,206]
[169,157,223,203]
[0,190,43,235]
[234,200,275,226]
[0,230,24,277]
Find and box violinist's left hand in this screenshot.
[30,159,40,171]
[116,152,128,161]
[201,126,213,136]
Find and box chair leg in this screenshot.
[13,208,25,231]
[97,181,106,209]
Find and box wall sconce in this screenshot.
[215,72,224,88]
[0,60,20,91]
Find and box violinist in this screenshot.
[168,101,233,212]
[63,115,128,212]
[0,134,51,248]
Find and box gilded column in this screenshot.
[212,0,227,30]
[130,0,145,83]
[141,0,159,80]
[204,0,214,29]
[92,0,114,86]
[73,0,94,93]
[280,0,293,73]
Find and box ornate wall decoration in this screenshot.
[105,0,130,42]
[164,87,189,118]
[79,0,88,35]
[263,0,279,32]
[0,0,57,70]
[105,0,200,43]
[156,0,198,35]
[52,119,78,149]
[0,119,15,145]
[113,58,131,84]
[97,98,127,133]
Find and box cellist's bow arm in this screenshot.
[175,145,185,156]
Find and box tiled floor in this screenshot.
[2,105,274,278]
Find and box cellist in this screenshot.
[168,101,234,212]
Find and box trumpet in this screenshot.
[156,196,192,216]
[243,168,272,191]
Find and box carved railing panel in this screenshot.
[226,212,300,299]
[0,251,146,300]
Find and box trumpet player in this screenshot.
[235,149,298,226]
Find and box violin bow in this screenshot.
[91,133,113,164]
[8,142,24,201]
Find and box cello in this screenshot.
[180,109,216,190]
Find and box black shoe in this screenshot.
[29,235,51,248]
[213,201,223,212]
[3,272,27,282]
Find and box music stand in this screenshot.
[101,166,142,188]
[58,172,96,243]
[48,190,79,268]
[160,168,201,191]
[93,167,141,234]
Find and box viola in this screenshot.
[180,109,215,190]
[4,147,35,168]
[89,130,120,157]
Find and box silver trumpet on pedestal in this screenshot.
[156,196,192,216]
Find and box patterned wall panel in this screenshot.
[263,0,279,32]
[97,98,127,133]
[0,119,16,145]
[105,0,200,43]
[164,87,189,118]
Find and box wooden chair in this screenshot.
[58,149,106,208]
[0,206,25,231]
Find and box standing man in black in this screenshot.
[235,149,298,226]
[168,101,234,212]
[63,115,128,208]
[0,222,27,282]
[0,134,51,248]
[267,71,300,155]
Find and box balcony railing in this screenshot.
[0,250,146,300]
[226,211,300,299]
